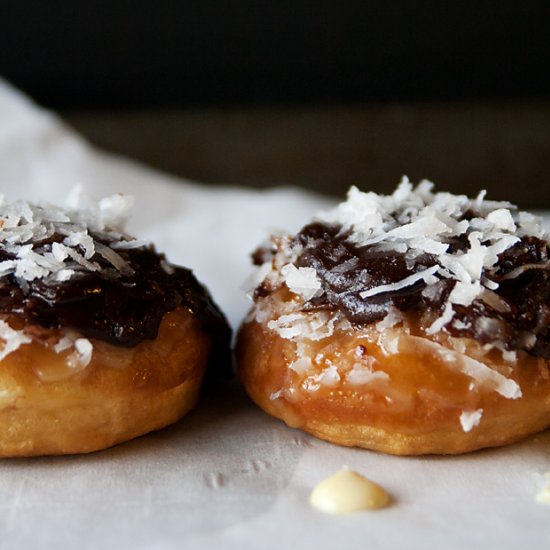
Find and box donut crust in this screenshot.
[237,319,550,455]
[0,307,212,457]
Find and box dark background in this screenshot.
[1,1,550,206]
[3,0,550,107]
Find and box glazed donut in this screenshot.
[237,179,550,455]
[0,192,230,456]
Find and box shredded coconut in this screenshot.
[459,409,483,432]
[251,179,546,401]
[53,334,76,353]
[52,331,94,371]
[0,191,148,284]
[257,179,547,351]
[359,265,439,298]
[312,178,546,335]
[0,190,152,367]
[289,356,313,375]
[281,264,323,300]
[267,311,338,341]
[0,320,31,360]
[346,361,390,385]
[375,307,404,330]
[397,334,522,399]
[73,338,93,367]
[303,365,341,391]
[269,389,285,401]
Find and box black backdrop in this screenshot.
[1,0,549,109]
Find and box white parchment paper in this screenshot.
[0,79,548,550]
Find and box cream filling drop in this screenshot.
[309,468,390,514]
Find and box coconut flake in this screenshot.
[289,356,313,375]
[65,247,100,272]
[55,269,74,282]
[52,331,93,370]
[95,242,134,276]
[479,289,511,313]
[359,265,439,299]
[0,320,31,360]
[269,389,285,401]
[501,261,550,281]
[54,335,75,353]
[400,334,521,399]
[97,194,134,230]
[302,365,341,391]
[110,239,149,250]
[51,242,69,262]
[376,307,404,330]
[267,311,337,341]
[63,231,96,259]
[267,313,305,340]
[487,209,516,232]
[377,331,400,355]
[460,409,483,432]
[346,361,390,385]
[281,264,323,300]
[74,338,93,367]
[0,260,16,277]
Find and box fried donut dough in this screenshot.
[237,179,550,455]
[1,308,211,457]
[0,194,229,456]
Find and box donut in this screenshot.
[237,178,550,455]
[0,192,230,456]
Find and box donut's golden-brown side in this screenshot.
[237,319,550,455]
[0,307,211,457]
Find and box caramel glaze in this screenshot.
[0,236,231,374]
[254,223,550,359]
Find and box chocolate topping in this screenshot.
[255,222,550,359]
[294,223,438,322]
[0,234,231,367]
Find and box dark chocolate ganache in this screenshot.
[0,235,230,363]
[255,222,550,359]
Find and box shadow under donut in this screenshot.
[0,380,309,548]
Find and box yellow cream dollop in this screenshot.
[309,468,390,514]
